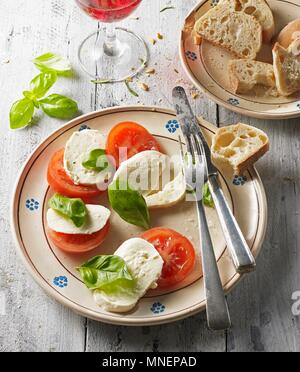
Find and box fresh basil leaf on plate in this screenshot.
[108,179,150,230]
[82,149,109,172]
[39,94,78,119]
[78,255,134,292]
[33,53,72,76]
[48,193,87,228]
[30,72,57,98]
[203,183,214,208]
[10,98,35,129]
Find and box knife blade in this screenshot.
[172,86,218,176]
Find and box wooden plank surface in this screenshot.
[0,0,299,352]
[218,112,300,352]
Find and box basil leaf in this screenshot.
[33,53,72,76]
[30,72,57,98]
[78,255,134,291]
[10,98,35,129]
[108,179,150,230]
[203,183,214,208]
[48,193,87,228]
[82,149,109,172]
[39,94,78,119]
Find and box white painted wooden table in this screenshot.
[0,0,299,352]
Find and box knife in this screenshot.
[172,86,256,274]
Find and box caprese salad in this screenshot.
[46,121,198,313]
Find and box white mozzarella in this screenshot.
[146,171,186,208]
[94,238,163,313]
[64,129,108,185]
[47,205,110,235]
[113,150,186,209]
[113,150,169,197]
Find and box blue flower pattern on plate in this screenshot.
[26,199,39,211]
[166,119,180,134]
[79,124,91,131]
[297,103,300,110]
[211,0,220,6]
[233,175,247,186]
[53,276,68,288]
[228,98,240,106]
[186,51,197,61]
[151,302,166,314]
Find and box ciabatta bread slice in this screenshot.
[276,19,300,49]
[219,0,275,42]
[211,123,269,175]
[228,59,276,94]
[273,37,300,96]
[194,4,262,60]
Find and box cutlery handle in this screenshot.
[208,175,256,274]
[197,200,231,331]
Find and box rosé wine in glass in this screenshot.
[76,0,142,23]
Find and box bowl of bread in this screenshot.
[181,0,300,119]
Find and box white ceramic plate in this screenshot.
[11,106,267,326]
[180,0,300,119]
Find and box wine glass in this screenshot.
[75,0,148,82]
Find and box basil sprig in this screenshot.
[33,53,72,76]
[108,179,150,230]
[10,53,78,130]
[78,255,134,293]
[82,149,109,172]
[48,193,87,228]
[203,183,214,208]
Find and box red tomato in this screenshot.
[47,149,102,204]
[106,121,161,167]
[47,221,110,254]
[141,228,196,289]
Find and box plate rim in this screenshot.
[10,105,268,326]
[179,0,300,120]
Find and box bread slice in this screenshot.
[228,59,276,94]
[194,4,262,60]
[211,123,269,175]
[219,0,275,42]
[276,19,300,49]
[273,37,300,96]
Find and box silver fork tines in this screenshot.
[179,135,205,202]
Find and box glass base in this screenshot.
[78,27,149,82]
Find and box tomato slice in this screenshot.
[141,228,196,289]
[106,121,161,167]
[47,221,110,254]
[47,149,102,204]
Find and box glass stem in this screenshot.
[103,23,121,57]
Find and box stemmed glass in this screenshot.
[75,0,148,82]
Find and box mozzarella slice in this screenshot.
[64,129,107,185]
[114,150,169,197]
[47,205,110,235]
[113,150,186,209]
[94,238,163,313]
[146,171,186,208]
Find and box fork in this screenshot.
[173,86,255,274]
[179,133,231,331]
